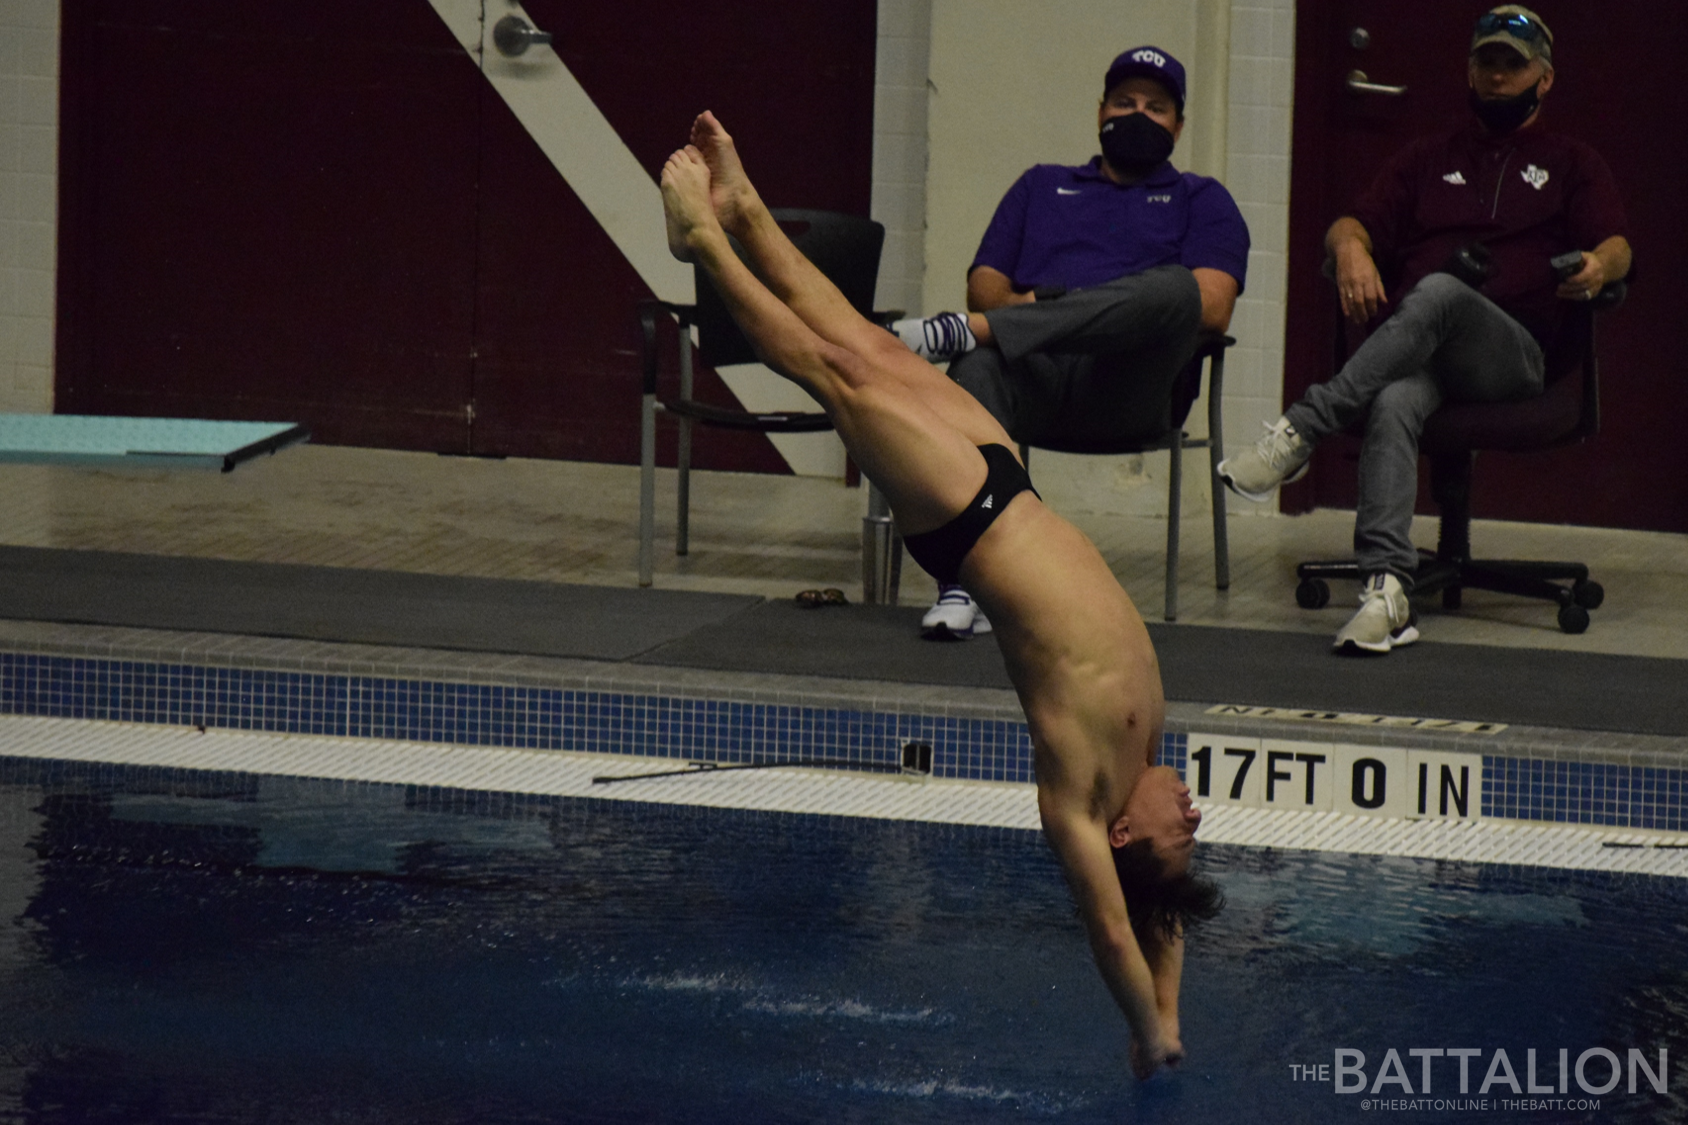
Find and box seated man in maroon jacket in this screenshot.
[1218,4,1631,654]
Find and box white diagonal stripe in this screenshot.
[426,1,842,473]
[426,0,692,305]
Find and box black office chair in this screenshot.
[1295,278,1627,634]
[636,210,887,587]
[1015,333,1235,622]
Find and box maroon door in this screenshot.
[55,1,875,473]
[1284,0,1688,532]
[55,2,483,452]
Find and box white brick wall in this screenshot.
[872,0,930,318]
[1221,0,1296,510]
[0,0,58,414]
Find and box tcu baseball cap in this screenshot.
[1103,46,1187,113]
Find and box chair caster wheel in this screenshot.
[1572,579,1604,609]
[1296,578,1330,610]
[1558,604,1590,634]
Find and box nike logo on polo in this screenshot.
[1056,188,1082,195]
[981,494,994,509]
[1443,172,1467,185]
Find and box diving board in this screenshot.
[0,415,309,472]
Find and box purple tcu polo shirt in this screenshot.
[970,157,1250,293]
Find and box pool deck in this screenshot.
[2,445,1686,837]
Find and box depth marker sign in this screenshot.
[1184,733,1481,821]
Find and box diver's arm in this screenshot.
[1038,791,1175,1078]
[1136,923,1186,1062]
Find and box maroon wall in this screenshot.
[56,0,877,472]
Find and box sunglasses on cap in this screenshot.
[1475,11,1551,44]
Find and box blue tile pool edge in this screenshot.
[0,651,1034,786]
[2,650,1684,833]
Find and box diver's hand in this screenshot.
[1130,1029,1185,1079]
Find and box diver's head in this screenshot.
[1109,766,1223,940]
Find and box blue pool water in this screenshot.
[0,756,1684,1123]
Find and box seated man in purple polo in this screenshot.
[891,47,1249,639]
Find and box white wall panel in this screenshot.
[0,0,57,413]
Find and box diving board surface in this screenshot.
[0,415,308,472]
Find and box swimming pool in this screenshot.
[0,757,1683,1123]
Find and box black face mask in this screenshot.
[1469,82,1541,135]
[1100,113,1174,177]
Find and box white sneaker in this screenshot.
[1218,417,1313,502]
[921,584,992,640]
[1334,573,1419,654]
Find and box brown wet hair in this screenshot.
[1111,837,1225,943]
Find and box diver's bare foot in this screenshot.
[690,110,759,235]
[660,146,721,263]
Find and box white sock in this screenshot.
[890,311,977,361]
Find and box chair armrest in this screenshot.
[1192,331,1235,359]
[1197,333,1232,450]
[638,300,703,396]
[1575,279,1626,439]
[637,301,664,396]
[1590,278,1627,311]
[661,399,833,432]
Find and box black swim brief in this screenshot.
[901,443,1039,585]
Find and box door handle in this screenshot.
[493,15,553,57]
[1346,69,1407,96]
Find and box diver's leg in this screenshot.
[662,145,998,535]
[674,116,1014,447]
[687,110,997,431]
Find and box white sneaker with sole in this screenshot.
[921,583,992,640]
[1218,417,1313,502]
[1334,573,1419,654]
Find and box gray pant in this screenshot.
[1283,273,1545,584]
[947,264,1202,446]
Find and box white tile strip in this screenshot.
[1,716,1683,879]
[1195,804,1688,878]
[0,715,1039,829]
